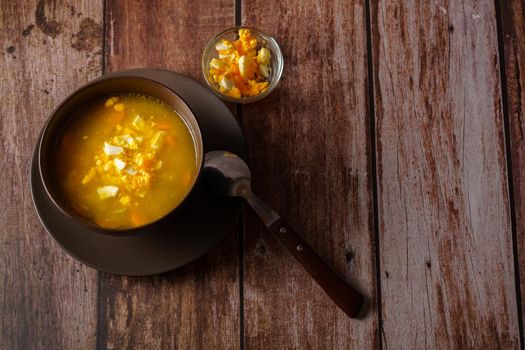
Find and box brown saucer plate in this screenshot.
[30,69,247,276]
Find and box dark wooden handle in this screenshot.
[269,218,364,318]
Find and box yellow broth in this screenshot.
[54,94,198,229]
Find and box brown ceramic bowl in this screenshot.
[38,76,204,235]
[31,68,247,276]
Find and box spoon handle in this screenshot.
[268,217,365,318]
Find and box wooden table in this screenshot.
[1,0,524,348]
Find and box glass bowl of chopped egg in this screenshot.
[202,27,284,104]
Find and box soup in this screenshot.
[54,93,198,229]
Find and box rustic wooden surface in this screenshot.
[500,0,525,331]
[371,0,520,348]
[1,0,524,349]
[241,0,378,349]
[0,1,101,349]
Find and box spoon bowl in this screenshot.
[203,151,251,197]
[204,151,279,225]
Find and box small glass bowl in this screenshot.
[201,26,284,104]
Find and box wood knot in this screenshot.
[22,24,35,36]
[344,249,355,265]
[35,0,62,38]
[255,241,266,256]
[71,18,102,52]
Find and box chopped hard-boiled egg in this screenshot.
[210,58,224,70]
[119,195,131,205]
[150,131,166,149]
[259,64,270,79]
[97,185,119,199]
[104,143,123,156]
[84,100,179,206]
[105,97,118,107]
[132,115,146,131]
[81,168,96,185]
[257,47,271,65]
[153,160,163,170]
[215,39,233,51]
[238,55,257,79]
[114,103,124,112]
[209,29,271,98]
[113,158,126,171]
[220,76,234,91]
[125,167,138,175]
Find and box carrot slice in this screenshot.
[165,135,177,147]
[183,171,192,187]
[130,210,147,227]
[155,122,174,130]
[142,158,154,170]
[111,112,124,123]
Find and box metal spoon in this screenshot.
[203,151,365,318]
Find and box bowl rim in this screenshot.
[38,75,204,236]
[201,26,284,104]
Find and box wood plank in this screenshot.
[242,1,378,348]
[371,1,520,347]
[98,1,240,349]
[500,0,525,334]
[0,1,102,349]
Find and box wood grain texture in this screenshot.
[500,0,525,331]
[371,0,520,348]
[0,1,102,349]
[242,0,378,348]
[99,1,240,349]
